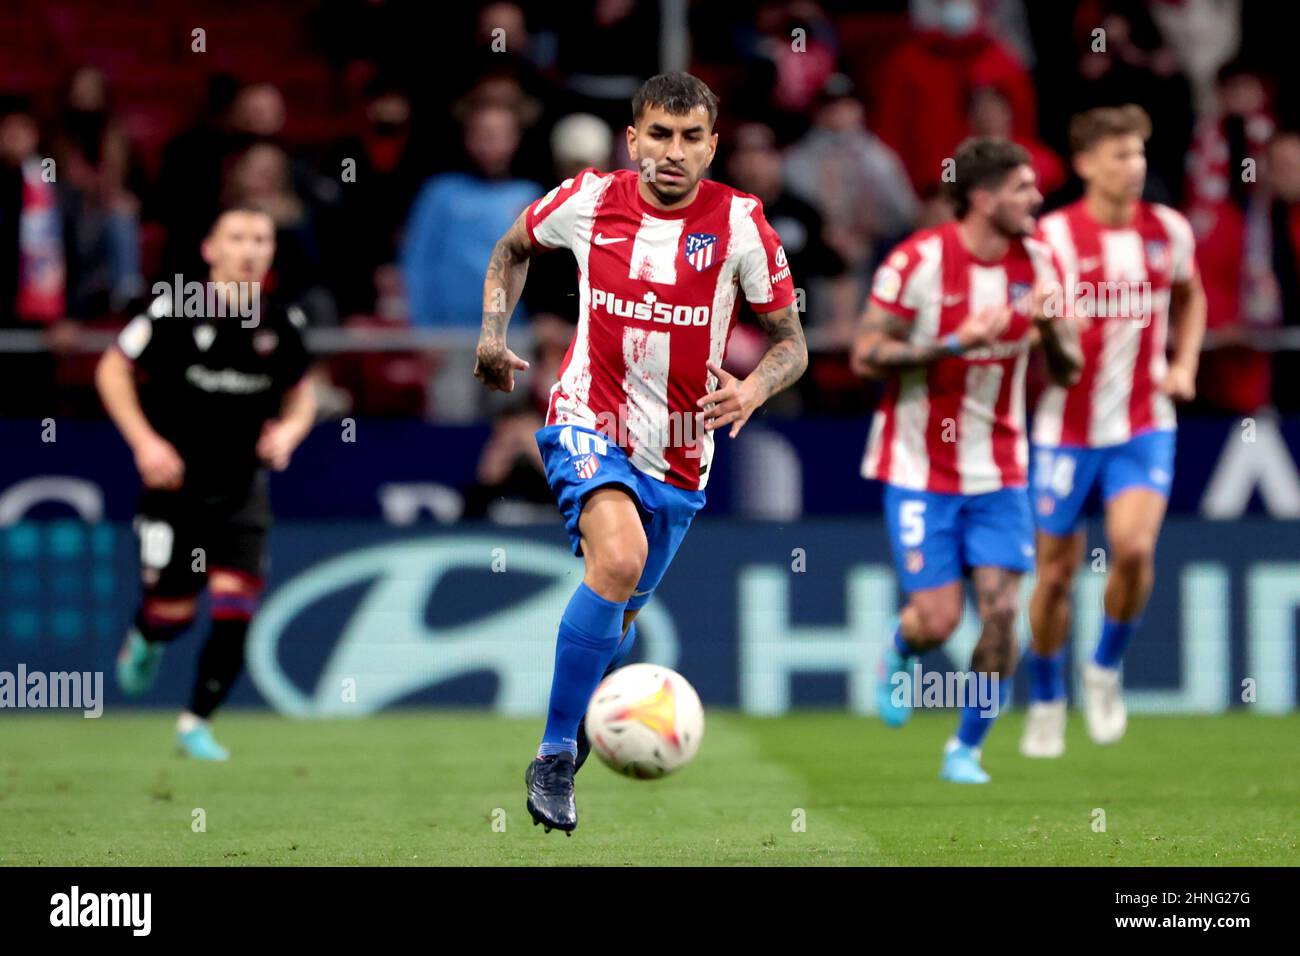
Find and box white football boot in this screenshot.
[1083,662,1127,744]
[1019,700,1067,758]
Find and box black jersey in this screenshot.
[116,292,311,491]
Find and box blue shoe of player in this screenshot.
[177,722,230,762]
[876,642,914,728]
[116,630,164,698]
[940,740,990,784]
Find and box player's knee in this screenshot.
[585,525,648,596]
[209,570,263,622]
[1035,561,1074,603]
[1111,537,1156,576]
[591,548,647,597]
[915,602,962,643]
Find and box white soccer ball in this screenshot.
[585,663,704,779]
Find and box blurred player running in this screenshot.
[97,207,315,760]
[1021,106,1206,757]
[852,138,1082,784]
[475,72,806,832]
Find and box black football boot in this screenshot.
[524,752,578,834]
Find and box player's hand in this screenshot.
[956,306,1012,349]
[1026,279,1090,334]
[697,362,761,439]
[134,434,184,490]
[474,343,530,392]
[1026,279,1066,326]
[1160,363,1197,402]
[256,420,301,471]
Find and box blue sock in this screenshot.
[1093,616,1140,669]
[607,620,638,671]
[539,583,627,757]
[892,627,918,659]
[955,672,1013,749]
[1027,649,1066,703]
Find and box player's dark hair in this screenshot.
[943,137,1031,219]
[207,203,274,236]
[1068,105,1152,155]
[632,72,719,128]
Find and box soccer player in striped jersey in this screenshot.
[475,73,807,832]
[1021,106,1206,757]
[852,138,1083,784]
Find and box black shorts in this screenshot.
[134,474,271,597]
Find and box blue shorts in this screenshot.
[1031,429,1175,537]
[537,424,706,611]
[883,484,1035,594]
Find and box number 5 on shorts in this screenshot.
[900,500,926,547]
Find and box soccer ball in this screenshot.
[584,663,704,779]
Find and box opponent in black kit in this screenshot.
[95,206,316,760]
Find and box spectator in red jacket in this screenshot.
[1185,59,1275,212]
[873,0,1037,198]
[967,86,1067,199]
[1191,130,1300,414]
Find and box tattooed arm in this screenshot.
[1032,314,1084,387]
[749,304,809,404]
[850,303,1010,379]
[475,209,537,392]
[697,304,808,438]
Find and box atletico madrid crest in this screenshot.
[1146,240,1171,274]
[684,232,718,272]
[573,452,600,480]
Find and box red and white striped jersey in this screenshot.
[861,222,1058,495]
[525,167,795,490]
[1033,200,1198,448]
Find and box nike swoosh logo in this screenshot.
[594,234,627,246]
[1077,257,1103,272]
[942,294,965,307]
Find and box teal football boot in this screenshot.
[116,630,164,698]
[177,720,230,761]
[876,622,915,728]
[939,739,991,784]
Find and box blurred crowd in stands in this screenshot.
[3,0,1300,422]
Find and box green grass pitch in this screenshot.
[2,711,1296,866]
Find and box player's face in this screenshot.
[202,211,276,285]
[627,104,717,205]
[1078,133,1146,203]
[983,164,1042,237]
